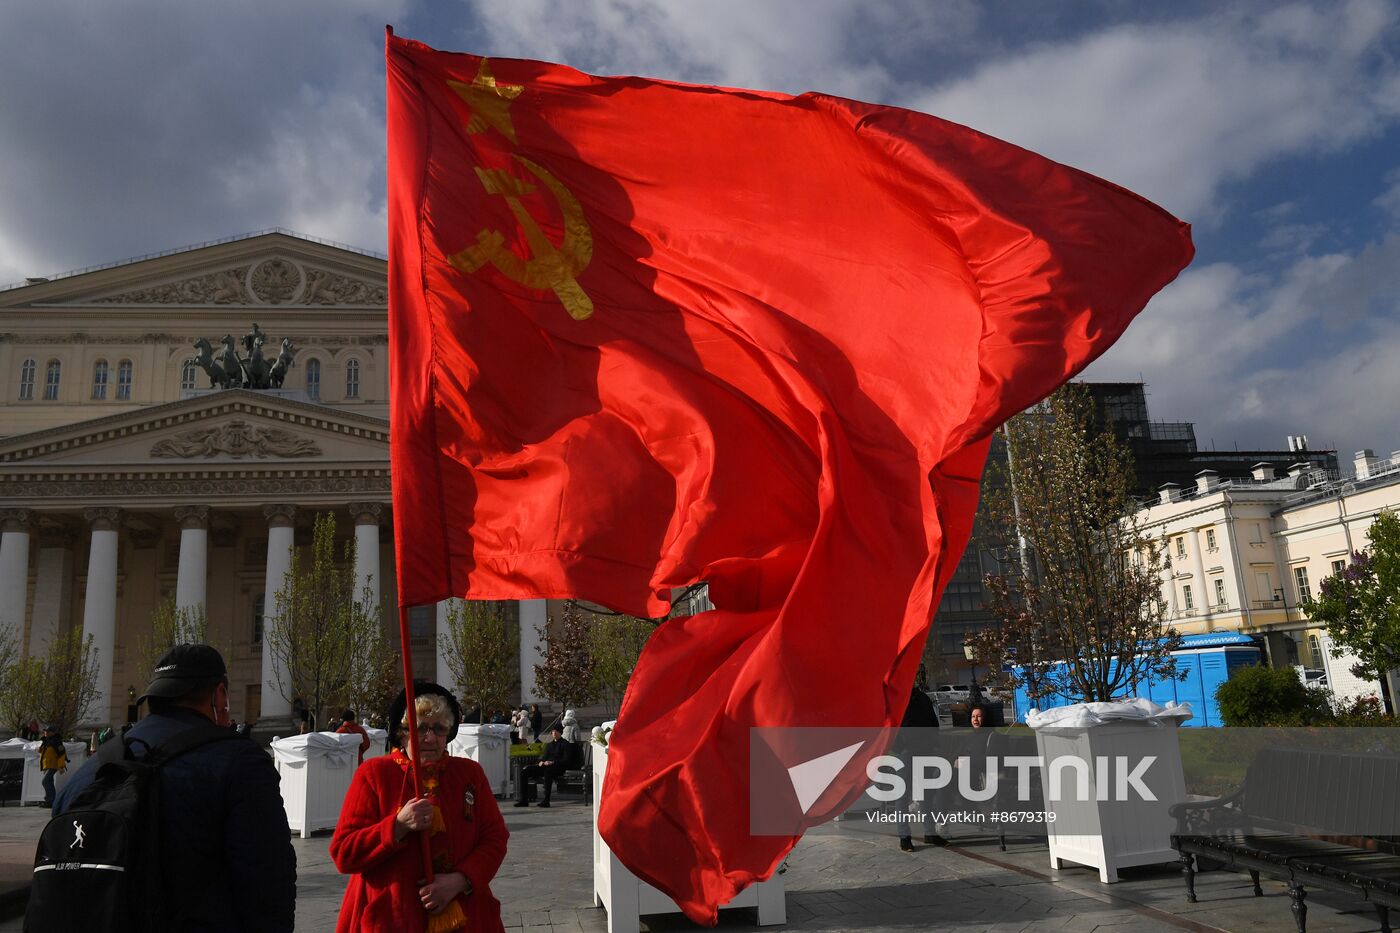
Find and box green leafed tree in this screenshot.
[440,599,518,721]
[533,600,598,713]
[589,612,653,717]
[1304,510,1400,716]
[133,595,207,683]
[0,644,42,735]
[972,383,1181,705]
[26,629,102,733]
[266,512,386,730]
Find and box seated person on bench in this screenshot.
[515,725,574,808]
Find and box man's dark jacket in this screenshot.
[540,737,576,772]
[54,707,296,932]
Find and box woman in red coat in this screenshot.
[331,683,508,933]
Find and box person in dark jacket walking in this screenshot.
[54,644,296,932]
[895,683,946,851]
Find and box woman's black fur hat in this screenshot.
[386,681,462,752]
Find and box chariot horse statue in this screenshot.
[190,337,231,389]
[217,335,243,389]
[268,337,296,389]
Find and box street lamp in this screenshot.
[963,643,984,707]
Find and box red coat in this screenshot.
[330,754,508,932]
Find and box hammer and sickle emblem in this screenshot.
[451,156,595,321]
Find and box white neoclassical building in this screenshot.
[0,230,548,727]
[1134,451,1400,706]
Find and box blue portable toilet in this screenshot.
[1010,632,1261,726]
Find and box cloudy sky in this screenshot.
[2,1,1398,462]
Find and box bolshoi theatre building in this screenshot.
[0,229,548,728]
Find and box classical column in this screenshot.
[81,508,121,726]
[1189,528,1212,631]
[347,503,383,615]
[173,505,209,616]
[0,509,33,649]
[259,505,296,722]
[519,599,546,703]
[436,598,461,689]
[30,524,75,658]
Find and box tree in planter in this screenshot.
[972,384,1181,704]
[440,600,518,722]
[342,601,400,729]
[266,512,385,730]
[133,596,208,683]
[1304,510,1400,716]
[25,629,102,732]
[590,612,654,717]
[0,628,22,730]
[533,600,598,715]
[0,654,42,735]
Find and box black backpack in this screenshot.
[24,725,241,933]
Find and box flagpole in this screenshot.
[397,604,435,886]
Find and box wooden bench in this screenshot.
[556,741,592,803]
[1171,745,1400,933]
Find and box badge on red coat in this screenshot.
[464,787,475,820]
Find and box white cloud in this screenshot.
[913,0,1400,222]
[1086,232,1400,458]
[0,0,403,275]
[467,0,978,101]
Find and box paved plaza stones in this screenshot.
[1,798,1393,931]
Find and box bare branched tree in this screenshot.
[533,600,598,713]
[973,384,1180,705]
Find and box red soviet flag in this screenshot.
[386,31,1191,924]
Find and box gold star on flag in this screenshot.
[448,59,524,144]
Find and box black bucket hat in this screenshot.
[138,644,227,704]
[386,681,461,751]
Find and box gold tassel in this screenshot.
[430,803,445,834]
[426,898,466,933]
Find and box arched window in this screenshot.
[344,358,360,399]
[180,360,197,392]
[43,360,61,400]
[18,358,36,400]
[117,359,133,400]
[92,359,110,400]
[306,358,321,400]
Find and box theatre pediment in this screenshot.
[0,389,388,469]
[0,231,386,310]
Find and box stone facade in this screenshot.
[0,231,545,728]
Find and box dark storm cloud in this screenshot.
[0,0,401,282]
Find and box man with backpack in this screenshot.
[31,644,296,932]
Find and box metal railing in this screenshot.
[0,227,386,293]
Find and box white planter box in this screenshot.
[0,739,87,805]
[363,727,388,760]
[449,724,512,797]
[272,732,362,838]
[1034,718,1186,883]
[591,734,785,933]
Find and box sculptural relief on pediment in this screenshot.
[149,419,321,459]
[300,268,388,305]
[89,258,385,306]
[95,267,251,305]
